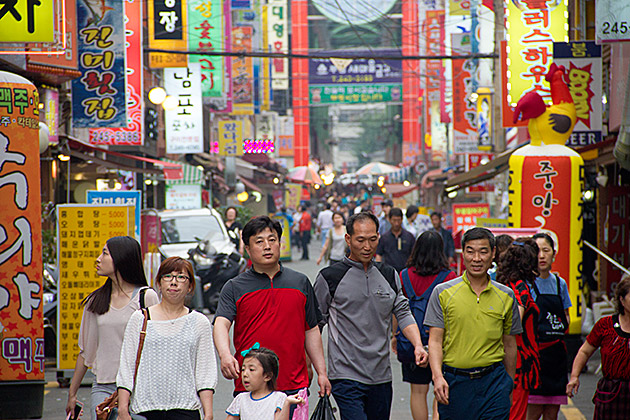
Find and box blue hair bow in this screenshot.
[241,342,260,357]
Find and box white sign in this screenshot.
[165,184,202,209]
[164,64,204,154]
[596,0,630,43]
[268,0,289,90]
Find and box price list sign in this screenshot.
[56,205,134,371]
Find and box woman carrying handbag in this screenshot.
[116,257,217,420]
[66,236,159,420]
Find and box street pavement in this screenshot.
[42,238,598,420]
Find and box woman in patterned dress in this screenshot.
[566,273,630,420]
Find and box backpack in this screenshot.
[396,268,450,364]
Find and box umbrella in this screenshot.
[286,165,323,184]
[356,162,399,176]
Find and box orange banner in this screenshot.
[0,73,44,381]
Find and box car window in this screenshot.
[161,215,224,244]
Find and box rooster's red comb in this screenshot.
[513,91,546,124]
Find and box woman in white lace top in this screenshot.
[117,257,217,420]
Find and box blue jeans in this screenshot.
[331,379,392,420]
[90,381,117,420]
[438,363,513,420]
[320,228,330,248]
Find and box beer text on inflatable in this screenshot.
[509,63,584,334]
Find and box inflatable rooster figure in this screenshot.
[508,63,584,334]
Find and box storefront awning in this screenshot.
[444,144,527,192]
[238,176,262,193]
[384,183,419,198]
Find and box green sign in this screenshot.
[188,0,224,97]
[309,83,403,104]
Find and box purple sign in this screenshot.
[309,58,403,85]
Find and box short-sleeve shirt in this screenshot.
[424,272,522,369]
[586,315,630,380]
[226,391,287,420]
[376,229,415,272]
[529,274,572,309]
[214,265,322,392]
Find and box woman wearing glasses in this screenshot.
[66,236,160,420]
[116,257,217,420]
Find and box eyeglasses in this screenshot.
[162,274,190,283]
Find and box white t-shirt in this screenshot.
[226,391,287,420]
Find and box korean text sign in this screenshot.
[553,41,603,148]
[451,33,478,155]
[231,26,255,115]
[56,204,134,371]
[72,0,127,128]
[268,0,289,90]
[506,0,567,110]
[452,203,490,234]
[218,120,244,156]
[188,0,225,97]
[89,0,144,146]
[86,190,142,240]
[164,64,204,154]
[0,72,44,382]
[0,0,54,42]
[148,0,188,67]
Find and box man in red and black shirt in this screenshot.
[298,205,312,260]
[213,216,331,400]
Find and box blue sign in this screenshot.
[72,0,127,128]
[86,190,141,240]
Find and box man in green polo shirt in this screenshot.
[424,227,521,420]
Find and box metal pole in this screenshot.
[583,240,630,276]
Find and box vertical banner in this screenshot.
[605,187,630,296]
[164,64,204,154]
[285,183,302,210]
[86,190,142,240]
[231,26,255,115]
[452,203,490,234]
[504,0,568,126]
[89,0,144,146]
[291,0,309,167]
[0,73,43,382]
[272,215,292,261]
[277,115,294,156]
[268,0,289,90]
[402,0,420,166]
[509,146,584,334]
[476,88,492,151]
[553,41,603,147]
[148,0,188,67]
[451,33,477,155]
[218,120,244,156]
[40,88,60,146]
[189,0,224,97]
[56,205,134,370]
[72,0,127,128]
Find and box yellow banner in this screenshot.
[56,204,134,370]
[449,0,470,16]
[285,184,302,210]
[506,0,568,107]
[148,0,188,68]
[272,215,292,261]
[0,0,54,42]
[218,120,244,156]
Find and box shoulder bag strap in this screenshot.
[132,308,149,387]
[554,274,562,296]
[139,287,147,309]
[401,268,416,299]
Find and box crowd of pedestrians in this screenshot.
[66,199,630,420]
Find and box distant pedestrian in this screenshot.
[404,205,419,237]
[566,273,630,420]
[298,206,312,260]
[225,206,245,255]
[393,230,456,420]
[378,199,393,236]
[314,212,428,420]
[213,216,331,408]
[496,238,541,420]
[66,236,159,420]
[316,203,334,248]
[316,211,346,266]
[375,207,415,272]
[425,227,522,420]
[430,211,456,265]
[527,233,572,420]
[226,346,305,420]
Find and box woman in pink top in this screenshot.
[65,236,159,420]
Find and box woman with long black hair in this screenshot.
[65,236,159,420]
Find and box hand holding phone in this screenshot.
[66,401,83,420]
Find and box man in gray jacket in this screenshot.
[314,212,428,420]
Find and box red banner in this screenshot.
[452,203,490,234]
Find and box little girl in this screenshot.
[226,345,304,420]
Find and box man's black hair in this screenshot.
[462,227,496,250]
[430,211,442,219]
[406,205,419,218]
[346,212,379,235]
[325,202,331,210]
[389,207,403,218]
[242,216,283,246]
